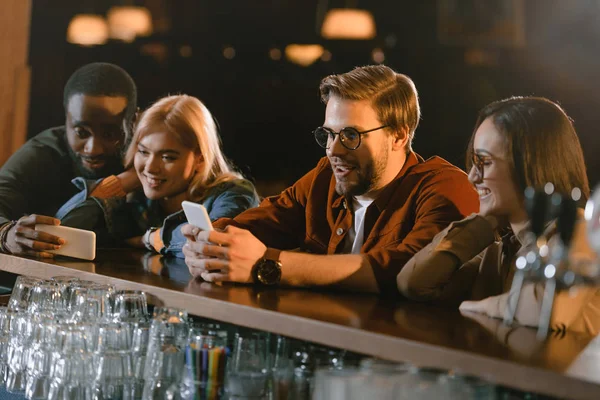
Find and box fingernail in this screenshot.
[54,245,61,250]
[192,228,199,236]
[58,239,66,245]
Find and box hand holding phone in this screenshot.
[182,201,213,232]
[35,224,96,260]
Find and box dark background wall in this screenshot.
[28,0,600,195]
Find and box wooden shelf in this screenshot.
[1,250,600,399]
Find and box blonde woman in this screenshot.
[57,95,259,257]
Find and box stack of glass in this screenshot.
[0,275,558,400]
[0,275,153,399]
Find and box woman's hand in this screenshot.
[117,168,141,193]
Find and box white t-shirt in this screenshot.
[344,197,374,254]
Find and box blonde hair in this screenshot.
[125,94,241,201]
[319,65,420,151]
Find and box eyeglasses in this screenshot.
[313,125,388,151]
[471,153,487,179]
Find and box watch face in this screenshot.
[257,259,282,285]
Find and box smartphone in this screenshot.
[181,201,214,231]
[34,224,96,261]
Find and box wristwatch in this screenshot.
[252,248,282,285]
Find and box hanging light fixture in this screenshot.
[321,9,376,40]
[67,14,109,46]
[107,6,153,42]
[285,44,325,67]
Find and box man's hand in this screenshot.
[183,225,267,284]
[4,214,64,258]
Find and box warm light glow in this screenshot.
[285,44,324,67]
[223,46,236,60]
[372,48,385,63]
[67,14,109,46]
[269,48,282,61]
[321,9,376,40]
[107,6,153,42]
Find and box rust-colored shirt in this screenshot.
[214,152,479,296]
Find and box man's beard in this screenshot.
[68,147,124,180]
[335,147,389,197]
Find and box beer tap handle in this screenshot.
[537,191,579,339]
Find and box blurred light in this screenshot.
[269,48,282,61]
[321,50,332,62]
[544,182,555,194]
[179,45,192,58]
[572,187,582,201]
[140,42,168,64]
[321,9,376,40]
[223,46,236,59]
[384,34,397,48]
[372,48,385,63]
[107,6,153,42]
[67,14,109,46]
[464,48,499,67]
[285,44,324,67]
[544,264,556,279]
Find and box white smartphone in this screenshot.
[181,201,214,231]
[34,224,96,261]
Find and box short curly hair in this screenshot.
[63,62,137,126]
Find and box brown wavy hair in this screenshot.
[466,96,590,201]
[319,65,420,152]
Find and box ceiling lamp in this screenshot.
[67,14,109,46]
[285,44,325,67]
[107,6,153,42]
[321,9,376,40]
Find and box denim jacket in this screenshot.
[56,177,260,258]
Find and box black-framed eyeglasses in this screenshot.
[313,125,389,151]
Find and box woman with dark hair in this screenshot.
[396,96,600,334]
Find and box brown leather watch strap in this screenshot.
[264,247,282,263]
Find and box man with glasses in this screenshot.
[182,65,478,296]
[0,63,137,258]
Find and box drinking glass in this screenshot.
[24,320,64,399]
[226,331,269,398]
[27,281,65,316]
[8,276,43,312]
[312,368,358,400]
[142,335,186,400]
[113,290,149,322]
[270,335,293,400]
[50,276,81,312]
[0,307,17,388]
[166,326,228,400]
[69,283,114,322]
[5,312,34,393]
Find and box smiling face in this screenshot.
[66,94,128,179]
[134,131,199,210]
[324,96,407,200]
[468,117,527,223]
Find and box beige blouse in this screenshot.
[396,213,600,335]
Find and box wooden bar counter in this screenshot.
[1,250,600,399]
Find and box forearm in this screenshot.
[397,214,496,301]
[279,252,379,294]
